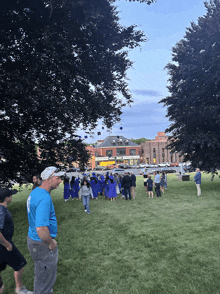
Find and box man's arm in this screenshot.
[0,232,12,251]
[36,226,57,250]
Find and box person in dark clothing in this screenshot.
[121,172,132,200]
[146,176,154,198]
[0,188,33,294]
[130,172,136,199]
[32,175,42,191]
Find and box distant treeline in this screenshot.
[131,138,151,145]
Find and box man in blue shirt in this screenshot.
[154,171,161,197]
[194,168,201,196]
[27,166,65,294]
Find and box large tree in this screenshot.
[0,0,155,182]
[160,0,220,172]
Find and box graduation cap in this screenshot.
[78,136,81,139]
[120,127,123,130]
[102,127,104,129]
[84,135,88,139]
[97,132,101,135]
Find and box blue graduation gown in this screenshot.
[108,180,117,198]
[64,183,70,200]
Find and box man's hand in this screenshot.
[6,243,12,251]
[49,239,57,250]
[0,233,13,251]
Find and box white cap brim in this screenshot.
[53,171,66,178]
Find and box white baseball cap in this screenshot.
[41,166,66,181]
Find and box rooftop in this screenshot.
[97,136,139,148]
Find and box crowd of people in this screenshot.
[0,167,138,294]
[61,170,137,213]
[0,166,202,294]
[60,168,171,213]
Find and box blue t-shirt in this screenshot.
[154,174,161,183]
[27,187,57,241]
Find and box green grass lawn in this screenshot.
[2,173,220,294]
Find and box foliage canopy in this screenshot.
[160,0,220,172]
[131,138,150,144]
[0,0,154,182]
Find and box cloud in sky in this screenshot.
[82,101,170,143]
[106,101,170,139]
[132,89,162,97]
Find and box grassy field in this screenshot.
[2,172,220,294]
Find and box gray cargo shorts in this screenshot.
[27,235,58,294]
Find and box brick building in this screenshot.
[94,136,140,166]
[139,132,183,164]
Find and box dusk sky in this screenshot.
[82,0,207,143]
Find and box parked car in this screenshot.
[158,162,170,167]
[138,163,148,168]
[170,162,179,167]
[147,164,159,168]
[93,166,106,171]
[106,165,116,170]
[112,168,125,174]
[130,165,138,169]
[161,167,176,173]
[118,164,129,169]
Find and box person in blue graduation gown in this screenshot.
[108,175,117,201]
[101,175,105,195]
[90,173,98,199]
[93,173,99,199]
[70,176,79,200]
[63,177,70,201]
[97,175,104,195]
[104,174,110,199]
[73,176,80,199]
[97,175,102,195]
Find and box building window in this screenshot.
[106,150,112,157]
[118,138,123,146]
[153,148,156,159]
[117,148,126,156]
[129,149,136,155]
